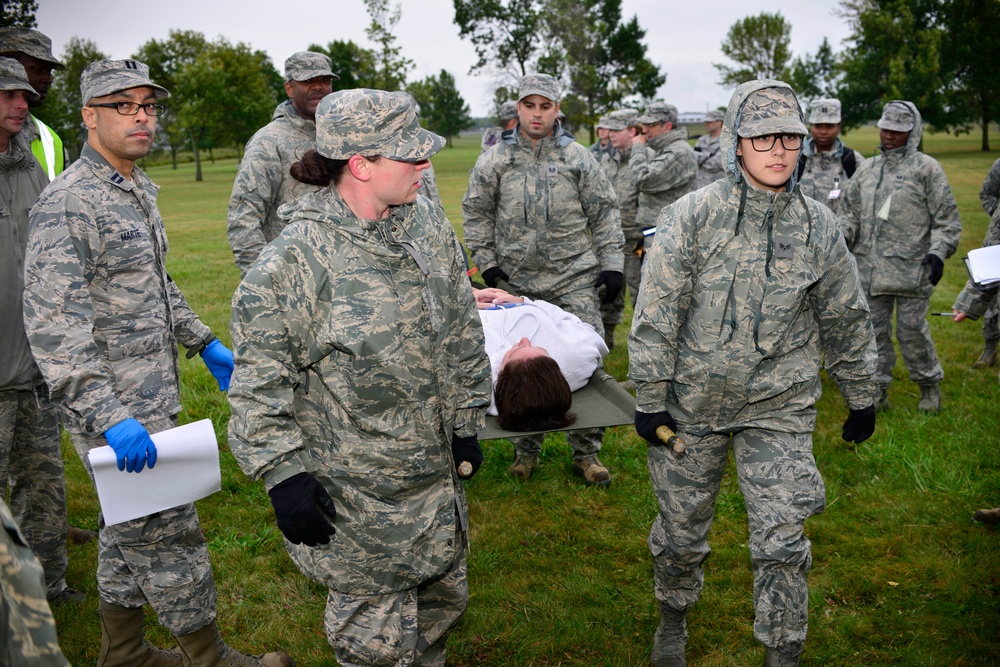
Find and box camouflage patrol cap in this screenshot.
[80,59,169,104]
[0,28,64,69]
[316,88,444,162]
[518,73,559,102]
[603,109,639,131]
[704,109,725,123]
[0,57,38,101]
[284,51,338,82]
[596,115,611,130]
[736,86,806,138]
[809,98,841,124]
[877,101,915,132]
[499,100,518,121]
[637,102,678,126]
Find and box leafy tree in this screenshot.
[452,0,546,81]
[308,39,379,90]
[408,69,474,148]
[939,0,1000,150]
[0,0,36,28]
[35,36,107,161]
[363,0,412,91]
[714,12,793,86]
[785,37,841,103]
[133,30,208,169]
[491,85,517,124]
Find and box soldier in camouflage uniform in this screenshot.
[480,100,518,153]
[693,109,724,189]
[796,98,863,214]
[0,57,80,608]
[392,90,443,209]
[463,73,624,486]
[840,101,962,413]
[599,109,641,346]
[228,89,491,667]
[21,59,292,667]
[227,51,338,276]
[971,158,1000,368]
[0,498,70,666]
[632,102,697,235]
[590,116,614,160]
[629,80,878,667]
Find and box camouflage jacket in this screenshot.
[0,499,70,666]
[590,140,614,161]
[420,161,442,209]
[693,132,724,190]
[0,131,48,392]
[462,125,624,299]
[954,206,1000,318]
[629,80,878,435]
[481,126,502,152]
[22,144,212,437]
[840,103,962,298]
[601,145,640,239]
[979,157,1000,216]
[630,127,698,230]
[797,136,864,214]
[227,100,321,276]
[228,188,491,596]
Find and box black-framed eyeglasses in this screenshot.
[749,134,803,152]
[90,101,166,116]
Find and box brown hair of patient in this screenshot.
[494,356,576,432]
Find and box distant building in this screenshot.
[678,111,707,124]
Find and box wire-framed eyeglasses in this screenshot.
[748,133,803,152]
[90,101,166,117]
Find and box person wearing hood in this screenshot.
[796,98,863,214]
[228,89,491,667]
[629,80,879,667]
[226,51,338,276]
[840,101,962,413]
[463,72,624,487]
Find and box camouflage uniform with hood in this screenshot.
[840,101,961,409]
[629,80,878,664]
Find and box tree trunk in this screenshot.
[171,146,178,170]
[983,118,991,152]
[190,129,203,182]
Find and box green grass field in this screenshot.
[54,128,999,666]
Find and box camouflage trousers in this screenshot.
[867,294,944,389]
[0,387,68,600]
[0,498,70,665]
[324,538,467,666]
[599,241,643,328]
[511,286,604,460]
[73,415,217,636]
[981,296,999,344]
[648,428,825,650]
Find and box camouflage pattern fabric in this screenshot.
[649,429,824,651]
[0,389,67,601]
[22,143,219,635]
[600,144,641,321]
[797,136,863,213]
[979,157,1000,216]
[693,132,724,190]
[518,73,559,101]
[629,127,697,230]
[79,59,168,104]
[0,28,64,69]
[228,187,490,597]
[480,126,502,152]
[324,537,467,666]
[0,498,70,666]
[462,124,624,299]
[630,80,878,650]
[867,295,942,390]
[420,161,443,209]
[954,206,1000,322]
[589,140,613,161]
[227,100,322,275]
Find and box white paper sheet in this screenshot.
[966,245,1000,286]
[89,419,222,526]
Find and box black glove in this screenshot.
[922,254,944,286]
[842,404,876,444]
[635,410,678,447]
[268,472,337,546]
[482,267,510,288]
[452,434,483,480]
[595,270,624,304]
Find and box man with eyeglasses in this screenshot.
[840,101,962,413]
[227,51,338,276]
[21,59,293,666]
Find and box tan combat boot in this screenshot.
[572,455,611,487]
[972,339,998,368]
[650,603,687,667]
[98,600,182,667]
[174,620,294,666]
[509,453,538,481]
[918,384,941,413]
[973,507,1000,525]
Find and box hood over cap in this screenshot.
[877,100,922,154]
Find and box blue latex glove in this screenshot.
[201,339,234,392]
[104,418,157,473]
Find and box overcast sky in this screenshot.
[38,0,852,117]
